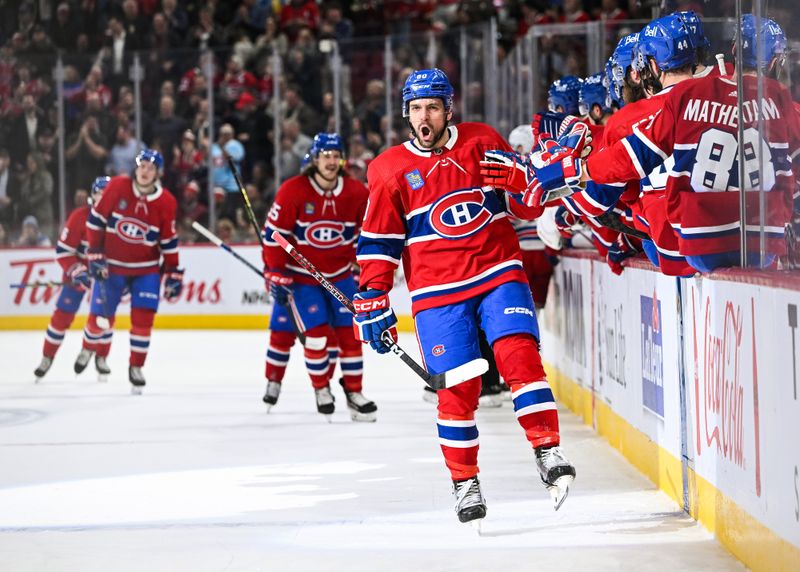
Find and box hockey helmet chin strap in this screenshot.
[640,58,665,96]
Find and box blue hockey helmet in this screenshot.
[91,176,110,198]
[604,58,624,109]
[135,148,164,171]
[633,14,696,73]
[547,75,582,115]
[678,10,711,54]
[300,153,311,170]
[737,14,787,70]
[579,72,610,117]
[402,68,454,117]
[309,132,345,157]
[610,32,639,87]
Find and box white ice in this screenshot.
[0,330,744,571]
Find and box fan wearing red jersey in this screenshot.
[354,69,575,526]
[83,150,183,393]
[261,132,376,422]
[33,177,112,381]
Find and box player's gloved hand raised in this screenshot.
[86,251,108,280]
[353,289,397,354]
[264,269,293,306]
[530,138,585,202]
[480,150,544,207]
[531,111,570,144]
[67,263,91,291]
[163,267,185,300]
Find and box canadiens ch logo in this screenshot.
[428,188,493,239]
[432,344,446,356]
[305,220,345,249]
[115,217,149,244]
[405,169,425,190]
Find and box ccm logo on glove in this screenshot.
[353,298,389,312]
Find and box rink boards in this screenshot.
[0,245,415,331]
[539,252,800,572]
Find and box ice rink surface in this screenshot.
[0,330,744,572]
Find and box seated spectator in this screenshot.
[13,216,52,248]
[178,180,208,226]
[215,217,236,244]
[107,123,141,176]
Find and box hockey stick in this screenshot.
[226,157,307,341]
[270,231,487,390]
[10,280,65,288]
[596,211,650,241]
[192,221,306,345]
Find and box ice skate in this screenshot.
[262,381,281,411]
[74,348,93,374]
[452,476,486,529]
[129,366,146,395]
[95,355,111,382]
[34,356,53,381]
[535,445,576,511]
[314,385,335,421]
[422,385,438,404]
[338,378,377,422]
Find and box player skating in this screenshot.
[353,69,575,526]
[84,149,183,394]
[262,132,376,422]
[33,177,112,381]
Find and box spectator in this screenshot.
[146,95,187,166]
[561,0,591,23]
[252,15,289,71]
[65,113,108,194]
[215,217,236,243]
[107,123,141,176]
[99,16,135,93]
[17,153,54,236]
[83,90,114,142]
[320,3,355,43]
[280,0,320,37]
[35,126,58,216]
[172,130,205,191]
[7,94,50,170]
[189,6,226,50]
[178,180,208,226]
[211,123,246,221]
[162,0,189,39]
[0,149,14,226]
[282,83,319,135]
[12,215,52,247]
[219,55,266,110]
[279,118,311,178]
[50,2,79,51]
[354,79,386,138]
[143,12,180,88]
[0,223,8,246]
[120,0,146,50]
[348,134,375,162]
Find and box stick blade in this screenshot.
[427,358,489,391]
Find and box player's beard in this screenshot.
[623,79,647,105]
[412,121,448,150]
[315,164,339,185]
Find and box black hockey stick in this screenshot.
[270,231,487,391]
[192,221,306,345]
[596,211,650,241]
[227,157,306,341]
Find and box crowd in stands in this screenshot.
[0,0,779,248]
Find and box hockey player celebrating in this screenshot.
[262,132,377,422]
[83,149,183,393]
[354,68,575,526]
[33,176,111,381]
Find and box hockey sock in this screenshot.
[326,328,339,381]
[335,326,363,392]
[129,307,155,367]
[437,376,482,480]
[303,325,331,389]
[42,309,77,358]
[83,313,114,354]
[265,330,295,382]
[493,334,560,448]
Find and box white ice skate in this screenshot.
[263,381,281,412]
[74,349,93,374]
[339,379,377,422]
[34,356,53,382]
[452,476,487,531]
[95,356,111,383]
[129,366,146,395]
[315,385,335,421]
[535,445,576,511]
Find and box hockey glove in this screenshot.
[264,269,293,306]
[531,111,569,144]
[353,289,397,354]
[163,267,185,300]
[554,206,580,238]
[530,139,585,203]
[606,234,641,276]
[86,251,108,280]
[67,263,92,291]
[480,150,544,207]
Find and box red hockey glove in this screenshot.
[263,269,293,306]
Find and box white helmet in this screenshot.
[508,124,534,154]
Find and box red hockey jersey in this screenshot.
[587,74,800,257]
[262,174,368,284]
[55,205,89,275]
[357,123,541,315]
[86,176,179,275]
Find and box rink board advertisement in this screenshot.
[0,246,413,328]
[541,253,800,572]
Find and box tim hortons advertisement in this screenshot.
[681,277,800,549]
[1,246,413,321]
